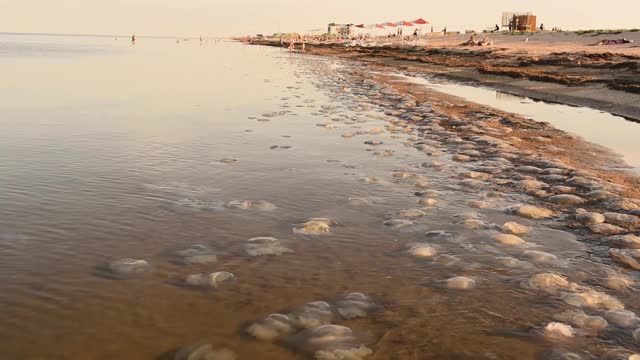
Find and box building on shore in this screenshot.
[501,12,537,31]
[327,23,353,37]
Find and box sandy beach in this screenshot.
[252,31,640,121]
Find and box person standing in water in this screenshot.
[131,34,136,44]
[288,39,295,53]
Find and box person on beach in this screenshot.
[288,40,295,53]
[413,29,419,40]
[280,35,284,47]
[540,23,545,31]
[131,34,136,44]
[494,24,500,32]
[443,27,447,35]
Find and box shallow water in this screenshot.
[1,35,639,359]
[395,73,640,173]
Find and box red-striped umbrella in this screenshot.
[396,20,413,26]
[384,22,397,27]
[412,18,429,25]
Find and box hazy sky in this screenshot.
[1,0,638,36]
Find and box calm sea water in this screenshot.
[0,34,637,360]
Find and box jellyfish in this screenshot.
[247,313,297,341]
[185,272,234,288]
[175,245,218,265]
[106,258,152,278]
[245,237,292,257]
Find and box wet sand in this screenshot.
[2,36,640,360]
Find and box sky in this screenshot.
[1,0,638,37]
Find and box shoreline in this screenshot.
[249,37,640,202]
[249,33,640,122]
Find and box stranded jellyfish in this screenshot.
[245,237,292,257]
[286,325,372,360]
[294,218,336,235]
[225,200,276,211]
[492,234,526,246]
[334,293,377,320]
[185,272,234,289]
[544,322,576,340]
[522,273,581,294]
[106,258,152,279]
[562,289,624,311]
[445,276,476,290]
[247,313,297,341]
[383,219,413,228]
[553,309,607,333]
[408,244,438,259]
[288,301,335,328]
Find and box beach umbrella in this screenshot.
[412,18,429,25]
[384,22,397,27]
[411,18,429,36]
[396,21,413,26]
[355,24,365,28]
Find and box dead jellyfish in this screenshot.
[286,325,372,360]
[225,200,276,211]
[251,200,277,211]
[445,276,476,290]
[347,197,373,206]
[334,293,377,320]
[288,301,335,328]
[561,290,624,311]
[185,272,234,288]
[396,209,427,219]
[575,212,605,226]
[408,244,438,259]
[609,249,640,270]
[360,177,379,184]
[523,250,559,264]
[175,245,217,265]
[106,258,151,278]
[523,273,580,294]
[509,204,555,220]
[553,309,608,332]
[467,200,491,209]
[607,235,640,249]
[218,158,237,164]
[501,222,530,235]
[602,349,640,360]
[247,313,297,341]
[496,257,534,270]
[174,344,237,360]
[424,230,454,241]
[383,219,413,228]
[225,200,252,210]
[245,237,292,257]
[293,218,336,235]
[461,219,486,230]
[544,322,576,340]
[604,310,640,329]
[492,234,526,246]
[418,198,438,207]
[605,274,635,292]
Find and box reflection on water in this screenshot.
[0,34,639,359]
[401,75,640,172]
